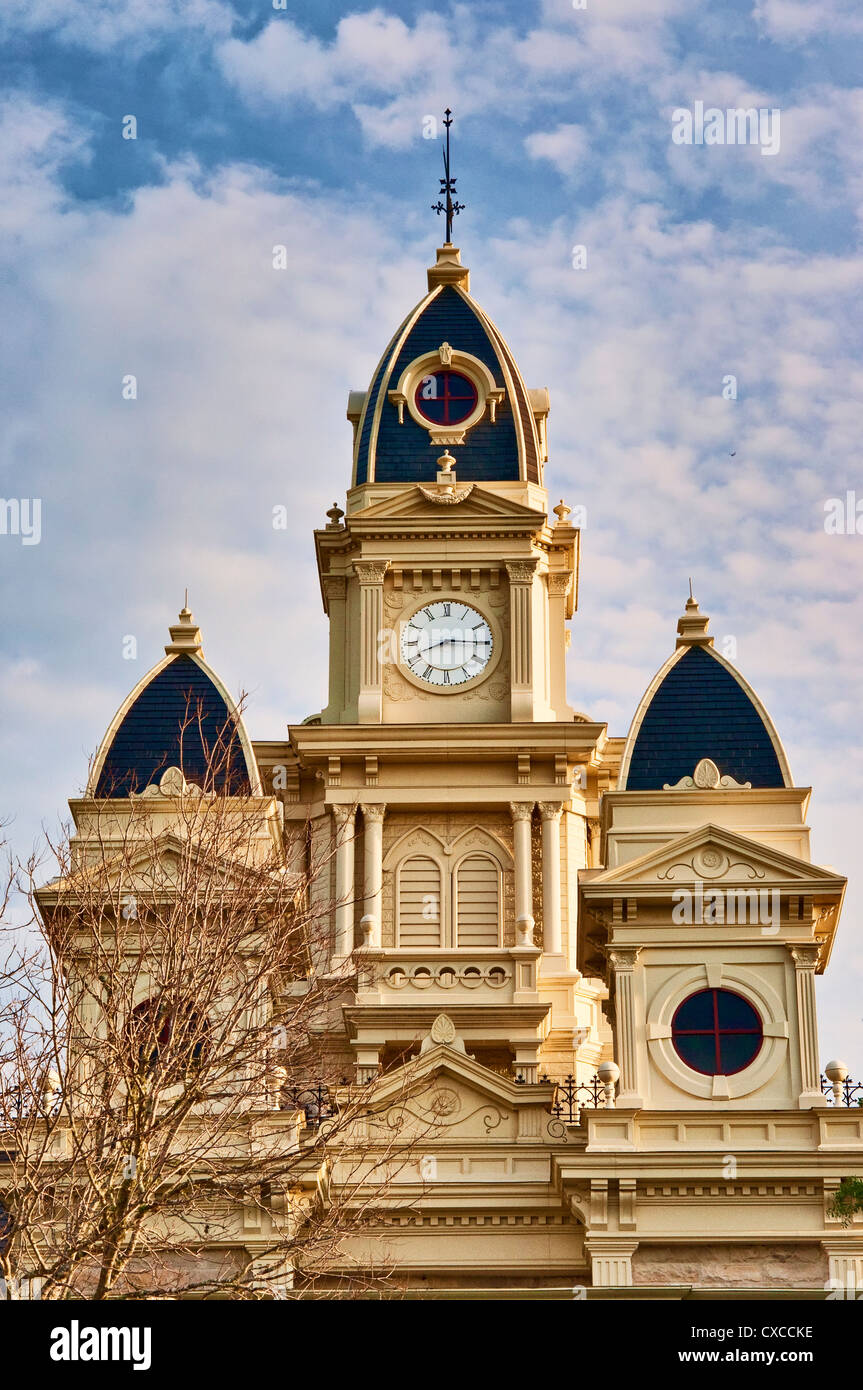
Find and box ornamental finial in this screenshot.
[431,108,465,244]
[165,599,203,657]
[675,587,713,648]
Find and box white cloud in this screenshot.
[525,123,587,175]
[754,0,863,43]
[0,0,235,51]
[218,10,452,111]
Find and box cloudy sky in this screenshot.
[1,0,862,1059]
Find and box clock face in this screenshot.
[400,601,493,688]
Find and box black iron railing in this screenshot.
[281,1083,339,1129]
[822,1075,863,1107]
[547,1073,607,1124]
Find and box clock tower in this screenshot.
[315,243,580,728]
[274,232,612,1097]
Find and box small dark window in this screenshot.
[129,999,206,1076]
[671,988,763,1076]
[414,370,478,426]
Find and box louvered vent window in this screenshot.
[455,854,501,947]
[397,856,443,946]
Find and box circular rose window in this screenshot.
[414,369,478,426]
[671,988,763,1076]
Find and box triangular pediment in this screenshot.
[362,1044,553,1144]
[350,484,547,527]
[36,830,284,911]
[583,824,846,896]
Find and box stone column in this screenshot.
[359,803,386,949]
[585,1239,638,1288]
[510,802,535,940]
[538,801,564,960]
[355,560,389,724]
[607,948,643,1107]
[331,804,356,962]
[791,944,827,1107]
[506,560,537,722]
[547,572,573,717]
[322,575,347,722]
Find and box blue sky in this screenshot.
[2,0,863,1059]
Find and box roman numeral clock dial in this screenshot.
[400,601,493,688]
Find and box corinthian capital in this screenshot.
[354,560,390,585]
[505,560,538,585]
[547,573,574,598]
[607,948,641,972]
[538,801,564,822]
[360,803,386,824]
[510,801,535,821]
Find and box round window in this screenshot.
[671,988,763,1076]
[414,369,478,426]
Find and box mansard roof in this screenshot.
[89,607,260,798]
[619,597,791,792]
[352,247,545,488]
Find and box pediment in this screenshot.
[583,824,846,896]
[37,830,278,909]
[351,484,547,527]
[366,1045,553,1143]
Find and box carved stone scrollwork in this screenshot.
[657,849,763,881]
[664,757,752,791]
[132,766,210,799]
[418,484,475,505]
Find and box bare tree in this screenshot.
[0,713,432,1300]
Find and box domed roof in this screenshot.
[618,596,791,792]
[89,606,260,798]
[352,246,544,487]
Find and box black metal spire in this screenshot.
[431,108,465,243]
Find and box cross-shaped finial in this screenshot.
[431,108,465,243]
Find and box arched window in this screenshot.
[454,853,501,948]
[397,856,443,947]
[672,989,763,1076]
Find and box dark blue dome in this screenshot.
[623,645,788,791]
[353,269,543,487]
[94,654,252,797]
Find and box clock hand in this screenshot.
[417,637,490,653]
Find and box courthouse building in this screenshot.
[58,232,863,1296]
